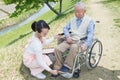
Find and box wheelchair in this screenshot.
[46,33,103,78]
[60,37,103,78]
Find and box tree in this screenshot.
[3,0,63,17]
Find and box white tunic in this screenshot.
[24,33,54,71]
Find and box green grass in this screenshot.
[0,0,77,48]
[0,11,74,80]
[0,0,83,80]
[0,0,120,80]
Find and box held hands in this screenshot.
[56,34,87,51]
[66,37,73,44]
[54,34,60,39]
[50,70,58,75]
[66,36,87,51]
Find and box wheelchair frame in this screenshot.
[61,38,103,78]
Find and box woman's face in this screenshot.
[40,28,49,37]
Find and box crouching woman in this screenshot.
[23,20,58,79]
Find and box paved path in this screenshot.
[0,2,16,20]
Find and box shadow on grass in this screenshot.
[19,62,120,80]
[6,31,33,46]
[81,66,120,80]
[19,62,68,80]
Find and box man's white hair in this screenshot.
[75,2,86,10]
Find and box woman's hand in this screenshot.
[50,70,58,75]
[66,37,73,44]
[54,34,60,39]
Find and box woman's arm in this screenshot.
[32,40,52,72]
[43,37,54,45]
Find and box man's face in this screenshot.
[75,6,85,19]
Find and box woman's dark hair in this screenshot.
[31,20,50,33]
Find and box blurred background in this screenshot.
[0,0,120,80]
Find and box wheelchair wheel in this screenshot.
[86,39,103,69]
[73,69,81,78]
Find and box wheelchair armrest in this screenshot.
[58,32,87,40]
[58,32,72,36]
[80,36,87,41]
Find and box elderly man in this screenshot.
[53,2,95,75]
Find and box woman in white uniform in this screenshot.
[23,20,58,79]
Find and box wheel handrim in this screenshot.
[89,40,103,68]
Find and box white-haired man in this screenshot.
[53,2,95,76]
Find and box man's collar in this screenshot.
[76,16,84,21]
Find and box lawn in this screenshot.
[1,0,119,80]
[0,0,83,80]
[0,0,78,48]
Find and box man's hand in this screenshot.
[66,37,73,44]
[80,44,87,51]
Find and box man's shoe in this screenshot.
[51,74,59,77]
[59,66,70,73]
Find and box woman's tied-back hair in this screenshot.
[31,20,50,33]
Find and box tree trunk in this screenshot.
[59,0,62,14]
[45,2,60,16]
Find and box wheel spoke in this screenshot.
[90,56,96,65]
[87,40,103,69]
[91,53,96,58]
[98,53,102,56]
[93,57,96,63]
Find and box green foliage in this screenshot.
[4,0,18,4]
[3,0,79,17]
[0,0,76,48]
[3,0,59,17]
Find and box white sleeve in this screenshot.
[32,40,52,72]
[43,37,54,45]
